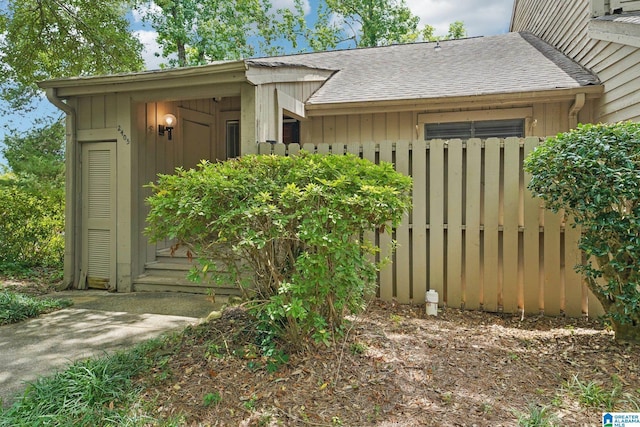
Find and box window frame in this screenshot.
[417,108,533,141]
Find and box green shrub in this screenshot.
[145,152,412,350]
[525,122,640,343]
[0,183,64,272]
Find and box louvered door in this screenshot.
[81,142,117,289]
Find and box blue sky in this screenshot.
[0,0,514,166]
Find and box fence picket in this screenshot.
[447,139,464,309]
[395,141,411,302]
[429,140,445,300]
[378,142,394,300]
[361,141,378,296]
[523,138,541,314]
[543,209,562,315]
[412,140,428,304]
[465,139,482,310]
[564,221,583,317]
[274,143,286,156]
[484,138,500,312]
[503,138,521,313]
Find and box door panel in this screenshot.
[82,142,117,289]
[179,108,216,169]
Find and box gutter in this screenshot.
[569,93,586,129]
[45,88,77,290]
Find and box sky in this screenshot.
[0,0,514,165]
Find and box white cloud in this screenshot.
[405,0,514,37]
[133,29,171,70]
[131,2,162,23]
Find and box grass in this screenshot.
[0,290,72,325]
[0,336,182,427]
[515,403,558,427]
[562,374,640,411]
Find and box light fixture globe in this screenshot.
[163,113,177,127]
[159,113,177,140]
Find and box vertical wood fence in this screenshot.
[258,137,605,317]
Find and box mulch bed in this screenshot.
[137,300,640,426]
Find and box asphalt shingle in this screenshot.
[247,32,600,105]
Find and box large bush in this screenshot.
[525,122,640,343]
[145,152,412,350]
[0,182,64,272]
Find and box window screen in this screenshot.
[425,119,524,140]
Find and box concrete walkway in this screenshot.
[0,290,222,407]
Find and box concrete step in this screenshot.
[132,275,242,296]
[144,262,192,278]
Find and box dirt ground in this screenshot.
[137,300,640,426]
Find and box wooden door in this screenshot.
[178,108,216,169]
[81,142,117,290]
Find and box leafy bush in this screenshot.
[145,152,412,350]
[525,122,640,343]
[0,183,64,272]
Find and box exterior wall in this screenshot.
[137,97,241,272]
[70,94,243,290]
[73,93,133,292]
[300,101,588,144]
[255,81,324,143]
[512,0,640,122]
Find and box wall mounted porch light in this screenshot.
[158,113,177,140]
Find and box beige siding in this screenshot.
[512,0,640,122]
[302,102,575,144]
[255,81,325,142]
[76,94,118,130]
[136,97,241,271]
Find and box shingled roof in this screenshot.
[247,31,600,106]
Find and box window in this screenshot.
[282,117,300,144]
[226,120,240,158]
[424,119,525,140]
[591,0,640,16]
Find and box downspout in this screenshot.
[45,88,78,290]
[569,93,586,130]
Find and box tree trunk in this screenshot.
[610,320,640,344]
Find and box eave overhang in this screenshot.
[304,85,604,117]
[37,61,248,98]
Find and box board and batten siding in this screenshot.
[512,0,640,122]
[137,98,241,269]
[255,81,324,143]
[300,101,592,144]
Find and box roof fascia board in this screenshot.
[129,82,246,102]
[589,18,640,48]
[246,64,334,85]
[305,87,603,117]
[38,61,248,96]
